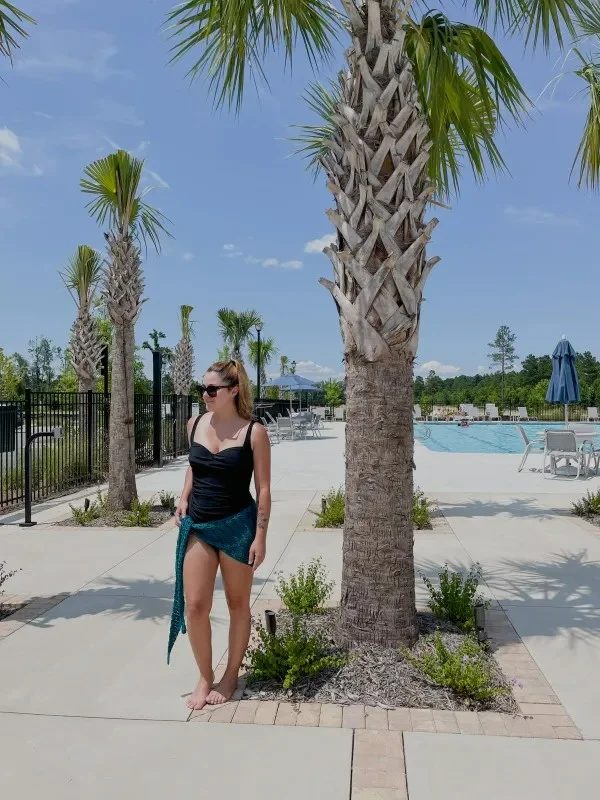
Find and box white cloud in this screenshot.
[146,169,169,190]
[182,252,194,262]
[304,233,336,253]
[245,256,303,269]
[294,360,337,379]
[416,360,461,377]
[280,260,303,270]
[504,206,581,228]
[16,30,132,82]
[33,110,53,120]
[225,251,243,258]
[244,256,263,264]
[0,128,22,169]
[223,244,236,250]
[0,127,47,176]
[262,258,279,267]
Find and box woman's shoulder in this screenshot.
[187,412,212,431]
[250,419,268,444]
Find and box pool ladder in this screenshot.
[414,422,432,441]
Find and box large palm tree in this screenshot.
[81,150,170,510]
[168,0,594,646]
[248,336,279,388]
[173,304,195,394]
[59,245,104,393]
[0,1,34,62]
[216,308,262,362]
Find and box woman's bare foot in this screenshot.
[206,673,238,705]
[186,674,213,711]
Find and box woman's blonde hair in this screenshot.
[207,359,253,420]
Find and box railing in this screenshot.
[415,402,594,422]
[0,389,201,513]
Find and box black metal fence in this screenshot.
[0,389,201,513]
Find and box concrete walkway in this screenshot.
[2,424,600,796]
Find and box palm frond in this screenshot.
[572,51,600,190]
[59,245,103,308]
[179,304,195,338]
[165,0,342,111]
[576,4,600,38]
[217,307,262,351]
[289,80,342,179]
[405,13,529,197]
[0,1,35,62]
[472,0,594,50]
[81,150,171,252]
[248,336,279,368]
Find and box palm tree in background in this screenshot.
[217,343,232,362]
[173,304,195,394]
[81,149,170,511]
[168,0,598,648]
[59,245,104,393]
[0,1,34,62]
[248,336,279,388]
[216,308,262,362]
[279,356,290,376]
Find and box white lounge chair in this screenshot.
[485,404,500,420]
[260,416,280,444]
[471,406,484,421]
[516,425,545,472]
[586,407,599,422]
[543,430,587,479]
[413,405,424,421]
[518,407,538,422]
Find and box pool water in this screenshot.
[415,422,600,454]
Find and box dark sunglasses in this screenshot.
[200,383,237,398]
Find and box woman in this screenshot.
[167,359,271,711]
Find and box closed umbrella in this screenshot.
[546,337,581,424]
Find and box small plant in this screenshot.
[404,633,508,702]
[247,617,346,689]
[69,498,102,525]
[0,561,19,599]
[159,490,176,512]
[122,498,153,527]
[572,489,600,517]
[413,487,432,529]
[96,491,109,514]
[276,558,334,615]
[421,564,489,631]
[314,486,345,528]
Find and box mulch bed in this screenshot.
[244,608,518,714]
[0,602,26,622]
[55,505,173,528]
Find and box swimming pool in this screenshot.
[414,422,600,454]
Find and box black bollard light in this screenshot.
[474,603,486,642]
[265,609,277,636]
[19,427,63,527]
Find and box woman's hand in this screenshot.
[174,499,188,527]
[249,536,266,573]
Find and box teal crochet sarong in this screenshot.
[167,502,257,664]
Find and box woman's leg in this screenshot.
[207,551,253,704]
[183,535,219,710]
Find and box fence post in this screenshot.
[86,389,93,479]
[152,350,163,468]
[172,394,178,456]
[22,389,33,523]
[101,344,109,444]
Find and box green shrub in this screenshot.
[122,498,153,527]
[247,617,346,689]
[404,633,508,702]
[0,561,19,599]
[96,491,109,514]
[276,558,334,615]
[413,487,432,529]
[572,489,600,517]
[159,490,176,511]
[69,499,102,525]
[421,564,489,631]
[314,486,345,528]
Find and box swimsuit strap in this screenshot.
[244,420,255,449]
[189,415,202,445]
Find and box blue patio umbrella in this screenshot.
[546,337,581,424]
[265,374,319,413]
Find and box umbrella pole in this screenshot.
[565,404,569,425]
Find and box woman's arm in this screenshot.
[174,417,196,526]
[249,423,271,572]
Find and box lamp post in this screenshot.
[255,322,263,401]
[291,360,297,411]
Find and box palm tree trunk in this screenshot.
[108,323,137,509]
[339,351,417,646]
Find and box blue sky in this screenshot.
[1,0,598,384]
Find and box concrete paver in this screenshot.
[404,733,600,799]
[0,713,352,800]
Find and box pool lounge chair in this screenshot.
[413,405,424,421]
[485,404,500,420]
[518,407,538,422]
[543,430,587,479]
[587,407,599,422]
[516,425,545,472]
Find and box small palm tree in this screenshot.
[81,149,170,510]
[0,1,35,62]
[217,343,232,362]
[279,356,290,376]
[248,336,279,388]
[59,245,104,393]
[217,308,262,363]
[173,304,195,395]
